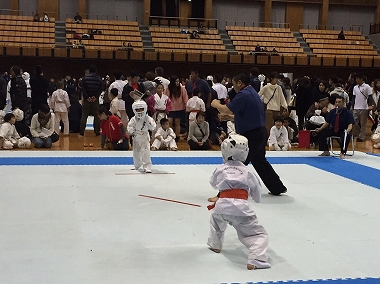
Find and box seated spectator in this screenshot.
[98,106,129,150]
[187,111,210,150]
[33,11,40,22]
[268,116,290,151]
[338,30,345,40]
[198,24,207,34]
[283,117,297,144]
[271,47,279,56]
[0,113,31,149]
[13,108,31,139]
[127,43,134,51]
[255,44,261,52]
[30,104,54,148]
[305,95,329,145]
[151,118,177,151]
[42,12,49,22]
[74,12,82,24]
[190,30,200,39]
[315,96,355,158]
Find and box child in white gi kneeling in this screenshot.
[268,116,290,151]
[151,117,177,151]
[0,113,31,149]
[127,100,156,173]
[207,134,271,270]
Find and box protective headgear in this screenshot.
[0,110,5,124]
[221,134,249,163]
[132,99,147,119]
[22,71,30,81]
[207,75,213,81]
[12,108,24,121]
[371,133,380,144]
[18,137,31,148]
[258,74,266,82]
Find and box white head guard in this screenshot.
[258,74,266,82]
[18,137,31,148]
[132,99,147,119]
[22,71,30,81]
[371,133,380,144]
[12,108,24,121]
[221,134,249,163]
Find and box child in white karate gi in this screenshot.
[207,134,271,270]
[151,117,177,151]
[127,100,156,173]
[0,113,31,149]
[147,81,172,132]
[268,116,290,151]
[50,81,70,136]
[186,87,205,123]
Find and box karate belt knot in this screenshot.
[207,189,248,210]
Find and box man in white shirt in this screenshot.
[352,74,375,142]
[109,69,128,127]
[212,74,227,103]
[154,67,170,89]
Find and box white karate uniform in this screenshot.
[151,126,177,150]
[207,160,269,265]
[109,80,128,127]
[50,89,71,135]
[151,93,170,131]
[186,96,205,122]
[110,97,119,116]
[212,83,228,100]
[268,125,290,151]
[127,115,156,171]
[0,122,20,149]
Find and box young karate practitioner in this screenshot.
[207,134,271,270]
[151,117,177,151]
[268,116,290,151]
[0,113,31,149]
[127,100,156,173]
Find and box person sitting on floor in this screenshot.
[268,116,290,151]
[315,96,355,159]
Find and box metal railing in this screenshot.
[149,16,217,29]
[370,22,380,34]
[299,24,363,33]
[224,21,290,29]
[65,13,138,22]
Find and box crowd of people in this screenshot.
[1,64,380,157]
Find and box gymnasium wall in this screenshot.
[60,0,78,20]
[303,4,320,28]
[0,1,11,10]
[87,0,143,22]
[18,0,37,16]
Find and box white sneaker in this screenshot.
[144,169,152,173]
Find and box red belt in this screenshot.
[207,189,248,210]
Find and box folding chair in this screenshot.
[328,135,354,156]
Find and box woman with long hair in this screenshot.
[164,75,188,141]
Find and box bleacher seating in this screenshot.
[226,26,306,57]
[0,15,55,48]
[150,27,227,54]
[300,29,379,58]
[66,19,143,50]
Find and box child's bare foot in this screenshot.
[208,196,219,202]
[208,247,221,253]
[340,153,345,159]
[247,259,271,270]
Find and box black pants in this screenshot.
[188,139,210,150]
[242,126,287,195]
[318,128,351,154]
[111,139,129,151]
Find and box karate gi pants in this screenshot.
[132,136,152,171]
[207,213,268,263]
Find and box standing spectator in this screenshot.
[186,87,205,123]
[22,72,31,98]
[259,71,287,135]
[212,74,228,103]
[185,70,211,114]
[108,69,128,127]
[295,76,313,130]
[165,75,188,141]
[249,67,261,93]
[9,66,31,125]
[211,70,287,196]
[68,94,82,133]
[122,70,148,120]
[0,66,7,110]
[154,67,170,89]
[352,73,375,142]
[30,65,49,115]
[48,78,57,97]
[79,65,103,136]
[50,81,70,136]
